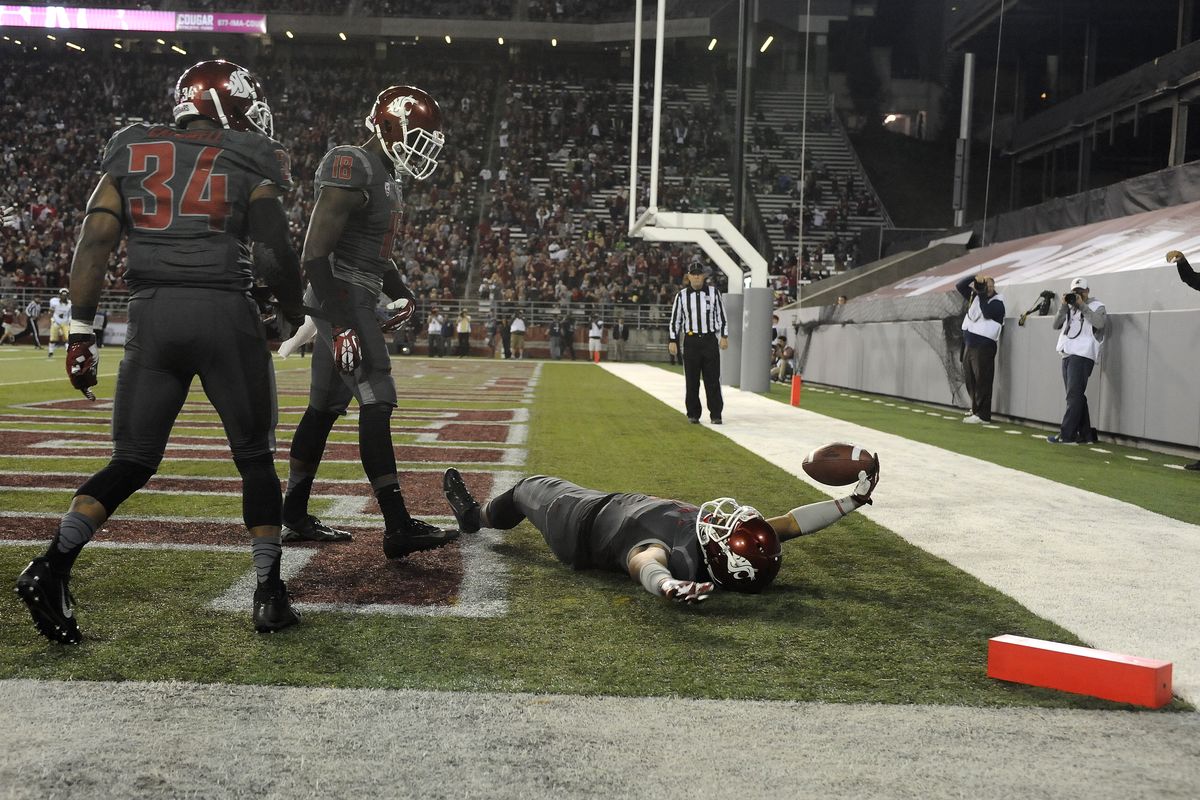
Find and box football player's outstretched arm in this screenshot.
[65,174,122,399]
[247,184,305,327]
[766,454,880,543]
[626,543,714,604]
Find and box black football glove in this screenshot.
[66,333,99,401]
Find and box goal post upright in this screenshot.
[627,3,772,393]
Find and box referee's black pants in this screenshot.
[683,333,723,421]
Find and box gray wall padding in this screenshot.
[796,310,1200,449]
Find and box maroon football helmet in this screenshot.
[173,60,274,138]
[696,498,782,593]
[364,85,445,180]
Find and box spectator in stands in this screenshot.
[1048,278,1106,445]
[956,273,1005,425]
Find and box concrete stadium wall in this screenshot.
[795,309,1200,449]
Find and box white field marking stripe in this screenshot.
[6,468,473,484]
[0,413,519,428]
[209,468,522,619]
[0,538,248,554]
[601,362,1200,704]
[2,454,517,470]
[0,510,457,526]
[26,439,525,460]
[8,428,527,449]
[0,371,121,387]
[0,486,374,506]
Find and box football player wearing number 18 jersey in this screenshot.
[14,60,308,642]
[281,85,458,559]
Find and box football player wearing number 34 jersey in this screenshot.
[279,85,458,559]
[14,60,308,643]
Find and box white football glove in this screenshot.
[850,453,880,506]
[661,579,715,604]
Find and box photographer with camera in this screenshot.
[955,273,1005,424]
[1048,277,1107,445]
[1166,250,1200,469]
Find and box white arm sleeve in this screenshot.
[788,496,860,536]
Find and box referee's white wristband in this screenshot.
[70,320,95,336]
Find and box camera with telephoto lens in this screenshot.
[1064,291,1077,305]
[973,279,987,295]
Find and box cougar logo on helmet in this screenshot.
[227,69,257,100]
[387,95,419,121]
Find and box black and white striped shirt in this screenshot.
[669,284,728,341]
[25,300,41,319]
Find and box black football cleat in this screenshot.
[14,557,82,644]
[442,468,481,533]
[281,514,353,543]
[253,580,301,633]
[383,518,460,560]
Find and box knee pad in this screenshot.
[290,406,341,462]
[76,460,156,516]
[234,452,282,529]
[358,402,396,483]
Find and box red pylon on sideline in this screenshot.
[790,374,802,407]
[987,634,1173,708]
[593,349,601,364]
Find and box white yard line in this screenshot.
[601,363,1200,703]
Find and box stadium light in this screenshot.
[66,41,84,51]
[14,39,22,45]
[285,31,294,39]
[46,34,56,41]
[2,35,8,41]
[759,35,774,53]
[444,35,452,44]
[884,114,897,124]
[155,38,165,45]
[498,37,504,45]
[552,37,558,46]
[708,38,717,51]
[339,32,347,41]
[113,41,122,49]
[171,45,186,55]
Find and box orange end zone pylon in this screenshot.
[987,634,1173,708]
[790,374,802,406]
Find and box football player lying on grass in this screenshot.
[441,455,879,602]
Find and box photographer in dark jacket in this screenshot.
[1167,250,1200,470]
[956,273,1005,424]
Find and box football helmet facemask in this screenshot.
[173,60,274,139]
[696,498,782,593]
[364,85,445,181]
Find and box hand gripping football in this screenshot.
[802,442,876,486]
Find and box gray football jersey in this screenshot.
[314,145,403,295]
[589,494,706,581]
[101,123,293,292]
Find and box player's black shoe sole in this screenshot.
[442,468,481,533]
[14,557,81,644]
[281,514,353,543]
[253,580,301,633]
[383,519,460,560]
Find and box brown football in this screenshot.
[801,442,875,486]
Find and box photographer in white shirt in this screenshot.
[1048,277,1106,444]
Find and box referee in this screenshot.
[23,297,43,349]
[668,262,729,424]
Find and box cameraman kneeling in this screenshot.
[1048,277,1106,444]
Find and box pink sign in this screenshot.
[0,5,175,32]
[0,5,266,34]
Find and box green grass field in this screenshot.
[0,349,1188,709]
